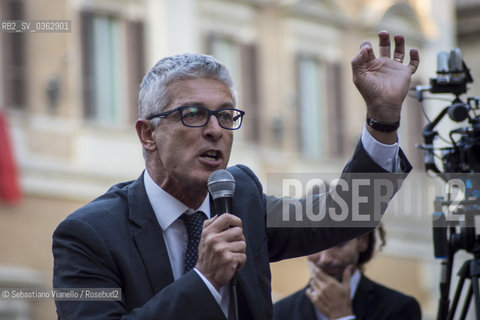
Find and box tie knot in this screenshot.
[181,211,206,233]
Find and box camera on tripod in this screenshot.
[420,49,480,175]
[415,49,480,320]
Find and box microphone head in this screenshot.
[449,48,463,72]
[437,51,450,83]
[449,48,465,83]
[207,169,235,200]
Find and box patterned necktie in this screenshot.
[181,211,207,273]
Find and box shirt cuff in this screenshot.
[335,316,356,320]
[361,125,399,172]
[193,268,228,317]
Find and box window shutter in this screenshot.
[2,0,27,109]
[126,20,145,122]
[240,43,260,143]
[80,10,94,119]
[326,62,344,157]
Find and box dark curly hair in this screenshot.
[358,223,386,271]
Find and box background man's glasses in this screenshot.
[148,106,245,130]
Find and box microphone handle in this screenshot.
[213,197,232,215]
[212,196,239,320]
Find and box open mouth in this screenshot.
[201,150,220,162]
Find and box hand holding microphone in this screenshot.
[195,170,247,290]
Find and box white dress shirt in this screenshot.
[361,125,399,172]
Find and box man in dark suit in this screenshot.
[273,226,422,320]
[52,31,420,319]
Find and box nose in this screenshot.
[203,114,223,141]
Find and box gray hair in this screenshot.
[138,53,237,126]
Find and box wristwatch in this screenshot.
[366,114,400,132]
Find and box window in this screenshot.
[296,55,328,159]
[80,11,144,125]
[205,34,260,143]
[295,54,345,159]
[0,0,27,110]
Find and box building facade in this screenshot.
[0,0,465,319]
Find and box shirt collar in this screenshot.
[349,268,361,298]
[143,170,211,231]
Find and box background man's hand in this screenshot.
[195,213,246,290]
[306,262,354,320]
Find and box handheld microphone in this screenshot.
[207,169,240,320]
[207,169,235,215]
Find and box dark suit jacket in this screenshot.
[52,141,411,319]
[273,275,422,320]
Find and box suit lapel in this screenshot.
[352,275,375,320]
[133,222,175,294]
[300,286,319,318]
[230,195,264,320]
[128,173,175,295]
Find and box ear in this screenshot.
[135,119,157,152]
[357,233,370,253]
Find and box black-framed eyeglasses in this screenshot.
[148,105,245,130]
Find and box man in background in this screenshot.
[273,225,422,320]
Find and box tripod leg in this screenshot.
[447,260,470,320]
[470,260,480,320]
[438,259,451,320]
[439,244,456,320]
[458,283,472,320]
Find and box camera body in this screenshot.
[421,49,479,176]
[418,50,480,320]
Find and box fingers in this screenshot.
[378,30,391,58]
[203,213,242,233]
[305,286,322,305]
[359,41,372,52]
[393,34,405,63]
[355,31,418,71]
[408,48,420,74]
[203,214,218,229]
[384,31,419,75]
[351,41,375,68]
[308,261,331,282]
[305,286,315,299]
[306,281,328,307]
[202,214,245,246]
[196,213,246,289]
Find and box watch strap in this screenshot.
[366,114,400,132]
